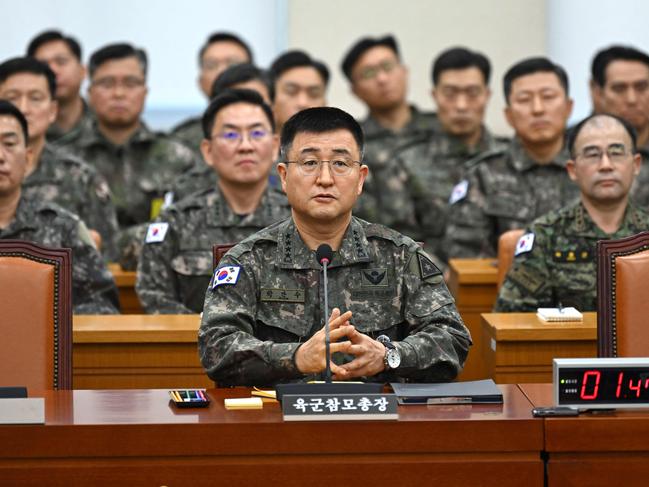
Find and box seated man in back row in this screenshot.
[199,106,471,387]
[137,89,290,314]
[0,100,119,313]
[496,113,649,311]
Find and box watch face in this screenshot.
[387,349,401,369]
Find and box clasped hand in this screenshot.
[294,307,386,379]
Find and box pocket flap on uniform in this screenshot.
[170,251,213,276]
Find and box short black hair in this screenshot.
[567,113,637,157]
[198,32,254,67]
[341,35,399,81]
[432,47,491,85]
[27,30,82,61]
[0,99,29,143]
[279,107,364,162]
[0,57,57,98]
[591,45,649,87]
[503,57,569,103]
[269,50,330,88]
[211,63,274,101]
[202,88,275,138]
[88,43,147,79]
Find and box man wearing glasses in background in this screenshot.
[136,89,289,314]
[496,114,649,312]
[58,43,200,268]
[198,106,470,387]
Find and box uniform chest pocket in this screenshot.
[348,296,404,337]
[170,251,213,277]
[256,302,311,341]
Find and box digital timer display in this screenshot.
[554,358,649,409]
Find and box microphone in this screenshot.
[316,244,333,382]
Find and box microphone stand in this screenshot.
[323,258,331,383]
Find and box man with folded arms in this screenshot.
[199,107,470,387]
[496,114,649,311]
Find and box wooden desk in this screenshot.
[520,383,649,487]
[482,313,597,383]
[447,258,498,381]
[0,386,543,487]
[73,314,212,389]
[107,263,142,314]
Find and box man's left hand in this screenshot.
[333,327,386,379]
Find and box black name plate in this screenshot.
[282,393,398,421]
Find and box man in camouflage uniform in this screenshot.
[377,47,508,257]
[0,57,118,259]
[445,57,580,259]
[199,107,470,387]
[137,90,290,313]
[496,114,649,311]
[57,43,200,267]
[340,35,437,223]
[589,45,649,208]
[27,30,94,144]
[171,32,254,156]
[0,100,118,313]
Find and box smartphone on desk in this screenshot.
[169,389,210,408]
[532,406,579,417]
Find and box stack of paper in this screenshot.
[537,307,583,322]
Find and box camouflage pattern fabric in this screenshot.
[170,115,203,158]
[137,185,291,313]
[630,145,649,209]
[22,143,119,260]
[198,216,471,387]
[445,138,580,259]
[495,201,649,312]
[47,98,94,145]
[0,195,120,314]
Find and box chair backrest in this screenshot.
[0,240,72,390]
[497,229,525,290]
[597,231,649,357]
[212,243,237,270]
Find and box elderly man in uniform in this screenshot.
[137,89,290,314]
[0,100,118,313]
[496,114,649,311]
[198,106,470,387]
[445,57,579,259]
[0,57,118,258]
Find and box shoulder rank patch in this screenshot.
[553,248,590,263]
[211,265,241,289]
[145,222,169,243]
[514,232,535,256]
[417,253,441,280]
[449,179,469,205]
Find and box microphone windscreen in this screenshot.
[315,243,333,266]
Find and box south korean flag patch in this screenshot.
[145,222,169,243]
[514,232,535,256]
[449,179,469,204]
[211,265,241,289]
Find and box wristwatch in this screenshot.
[376,335,401,370]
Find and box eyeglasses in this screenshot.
[284,157,361,176]
[575,144,633,165]
[438,85,486,101]
[92,76,145,91]
[356,60,398,81]
[212,129,271,145]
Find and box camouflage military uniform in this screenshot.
[496,201,649,312]
[47,98,94,145]
[198,216,471,387]
[1,195,120,314]
[22,143,119,260]
[354,106,438,223]
[445,138,580,259]
[630,145,649,208]
[137,185,291,314]
[378,126,509,258]
[170,115,203,157]
[171,163,217,202]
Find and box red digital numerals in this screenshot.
[579,370,601,400]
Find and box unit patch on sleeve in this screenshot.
[145,222,169,243]
[514,232,535,256]
[211,266,241,289]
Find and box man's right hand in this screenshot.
[294,308,355,377]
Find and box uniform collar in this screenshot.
[24,143,57,183]
[80,119,155,149]
[509,137,569,172]
[276,216,373,270]
[572,200,641,236]
[436,125,497,157]
[362,104,433,139]
[0,195,39,237]
[205,184,278,227]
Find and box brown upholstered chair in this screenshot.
[496,229,525,290]
[0,240,72,390]
[597,231,649,357]
[212,243,237,270]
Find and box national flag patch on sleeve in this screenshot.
[145,222,169,243]
[514,232,535,256]
[449,179,469,204]
[211,265,241,289]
